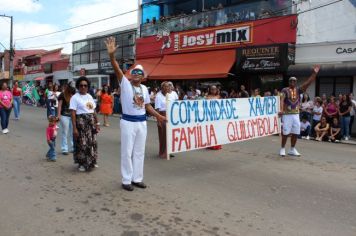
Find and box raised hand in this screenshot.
[313,65,321,74]
[105,37,118,55]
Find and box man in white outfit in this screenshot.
[105,37,166,191]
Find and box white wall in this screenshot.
[297,0,356,44]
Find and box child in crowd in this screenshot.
[329,117,341,142]
[46,115,59,161]
[312,98,323,137]
[300,115,311,140]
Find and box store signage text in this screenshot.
[25,65,43,74]
[336,47,356,54]
[177,24,251,51]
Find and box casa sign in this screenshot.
[336,47,356,54]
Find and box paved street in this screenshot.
[0,105,356,236]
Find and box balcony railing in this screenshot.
[141,2,292,37]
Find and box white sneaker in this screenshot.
[306,136,310,140]
[78,166,86,172]
[2,129,9,134]
[279,148,286,157]
[288,148,301,157]
[94,164,99,168]
[344,137,349,141]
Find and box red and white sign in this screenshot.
[136,15,297,59]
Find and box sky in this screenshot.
[0,0,138,54]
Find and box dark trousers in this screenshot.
[350,116,354,136]
[0,108,11,130]
[157,111,166,156]
[300,126,311,137]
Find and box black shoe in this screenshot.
[62,152,69,155]
[122,184,134,191]
[131,182,147,189]
[169,154,175,158]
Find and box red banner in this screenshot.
[137,15,297,59]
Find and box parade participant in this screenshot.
[155,81,178,158]
[99,85,113,127]
[12,81,22,120]
[70,77,100,172]
[46,115,59,161]
[45,83,53,117]
[206,85,222,150]
[105,36,166,191]
[0,81,13,134]
[279,65,320,157]
[57,82,76,155]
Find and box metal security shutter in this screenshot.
[335,77,352,96]
[317,77,353,96]
[318,77,334,96]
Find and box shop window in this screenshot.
[72,54,80,66]
[90,51,99,63]
[100,50,110,61]
[80,53,89,65]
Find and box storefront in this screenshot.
[288,40,356,98]
[134,15,297,91]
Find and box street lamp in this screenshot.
[0,14,14,82]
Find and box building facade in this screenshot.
[289,0,356,98]
[71,24,137,89]
[135,0,297,91]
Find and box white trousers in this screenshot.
[120,119,147,185]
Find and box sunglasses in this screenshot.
[131,69,144,76]
[79,84,88,88]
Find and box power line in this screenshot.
[16,0,343,52]
[15,9,138,41]
[0,41,7,50]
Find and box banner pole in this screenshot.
[166,93,170,161]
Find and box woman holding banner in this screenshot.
[155,81,178,158]
[206,85,222,150]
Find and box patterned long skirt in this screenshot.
[74,113,98,170]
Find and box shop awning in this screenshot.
[288,62,356,77]
[149,50,236,80]
[34,77,45,81]
[125,57,162,79]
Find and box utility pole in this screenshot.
[0,14,14,84]
[9,16,14,84]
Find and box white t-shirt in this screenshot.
[120,76,150,116]
[312,106,323,121]
[155,91,179,111]
[69,93,96,115]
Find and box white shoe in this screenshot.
[288,148,301,157]
[306,136,310,140]
[78,166,86,172]
[2,129,9,134]
[279,148,286,157]
[94,164,99,168]
[301,136,305,139]
[344,137,349,141]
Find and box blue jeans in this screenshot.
[46,140,56,160]
[300,126,311,138]
[0,107,11,130]
[60,115,73,153]
[341,116,351,138]
[13,96,21,119]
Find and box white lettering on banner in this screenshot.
[166,97,281,155]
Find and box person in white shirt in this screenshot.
[70,77,100,172]
[105,37,166,192]
[312,98,323,137]
[155,81,178,158]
